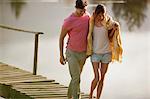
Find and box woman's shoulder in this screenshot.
[105,15,113,23]
[106,15,119,25]
[104,14,120,29]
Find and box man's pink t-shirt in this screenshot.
[63,12,90,52]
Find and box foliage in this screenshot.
[112,0,148,31]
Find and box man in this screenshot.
[59,0,90,99]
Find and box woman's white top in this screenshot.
[93,25,111,54]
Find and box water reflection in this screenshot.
[10,0,26,18]
[112,0,148,31]
[60,0,74,5]
[7,0,149,31]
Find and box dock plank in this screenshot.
[0,63,90,98]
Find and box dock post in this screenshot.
[33,33,39,75]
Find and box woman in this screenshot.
[86,4,123,99]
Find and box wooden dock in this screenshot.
[0,62,89,99]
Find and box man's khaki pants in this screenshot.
[66,49,86,99]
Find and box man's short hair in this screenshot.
[75,0,87,9]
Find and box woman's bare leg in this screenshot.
[89,62,100,98]
[97,63,109,99]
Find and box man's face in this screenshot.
[76,8,86,16]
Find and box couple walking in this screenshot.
[59,0,123,99]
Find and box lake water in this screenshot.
[0,0,150,99]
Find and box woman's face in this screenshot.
[95,12,105,21]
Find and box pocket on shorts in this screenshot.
[102,52,112,63]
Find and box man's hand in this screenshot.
[59,27,68,65]
[60,55,66,65]
[113,22,119,30]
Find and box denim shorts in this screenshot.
[91,52,112,63]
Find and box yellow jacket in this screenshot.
[86,15,123,62]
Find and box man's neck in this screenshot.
[74,12,80,17]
